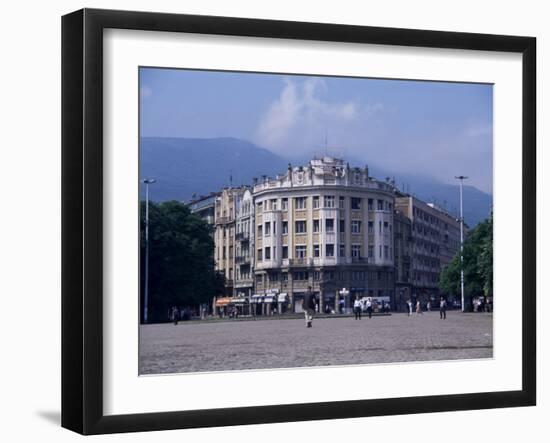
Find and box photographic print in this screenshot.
[138,67,494,375]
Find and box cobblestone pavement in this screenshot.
[139,311,493,374]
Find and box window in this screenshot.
[379,221,382,233]
[281,272,288,281]
[313,244,320,257]
[269,273,278,282]
[378,199,384,210]
[313,219,320,233]
[282,198,288,210]
[295,220,307,233]
[351,197,361,210]
[324,195,335,208]
[339,196,345,209]
[264,221,271,236]
[339,244,346,257]
[368,221,374,234]
[257,225,263,238]
[325,218,334,232]
[257,248,263,261]
[273,222,276,235]
[384,221,388,230]
[282,246,288,259]
[326,244,335,257]
[339,219,345,232]
[313,196,320,209]
[351,220,362,233]
[222,246,226,259]
[295,197,306,209]
[293,271,308,281]
[295,245,307,258]
[368,245,374,258]
[384,245,389,259]
[379,245,382,258]
[313,271,321,281]
[352,244,361,257]
[273,246,277,259]
[368,199,373,210]
[282,221,288,234]
[270,199,278,211]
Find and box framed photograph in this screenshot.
[61,8,536,435]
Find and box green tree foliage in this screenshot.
[439,213,493,304]
[140,201,224,323]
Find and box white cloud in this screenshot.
[255,78,363,155]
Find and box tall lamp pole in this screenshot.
[142,178,156,323]
[455,175,468,313]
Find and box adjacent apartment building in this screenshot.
[394,194,462,305]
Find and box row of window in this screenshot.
[257,244,393,261]
[257,219,392,237]
[255,270,393,283]
[257,196,393,211]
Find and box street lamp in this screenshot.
[339,287,349,314]
[142,178,156,323]
[455,175,468,313]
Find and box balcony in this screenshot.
[351,257,368,264]
[289,258,313,267]
[235,255,251,264]
[235,279,254,288]
[235,232,249,241]
[216,216,231,224]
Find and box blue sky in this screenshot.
[140,68,493,193]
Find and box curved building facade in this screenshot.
[252,157,395,313]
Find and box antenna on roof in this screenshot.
[229,170,233,187]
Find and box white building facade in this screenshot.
[252,157,396,313]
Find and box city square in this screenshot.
[139,311,492,375]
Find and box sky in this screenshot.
[140,68,493,194]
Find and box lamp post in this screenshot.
[339,287,349,314]
[142,178,156,323]
[455,175,468,313]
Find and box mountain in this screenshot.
[367,166,492,228]
[140,137,492,227]
[140,137,289,201]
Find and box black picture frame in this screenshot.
[61,8,536,435]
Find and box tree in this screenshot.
[478,213,493,297]
[140,200,221,323]
[439,213,493,307]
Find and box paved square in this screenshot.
[139,311,493,374]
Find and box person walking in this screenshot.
[366,297,373,319]
[407,299,413,317]
[426,301,431,312]
[439,296,447,319]
[415,300,423,315]
[172,306,179,325]
[302,286,316,328]
[353,298,362,320]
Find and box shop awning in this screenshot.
[251,294,277,303]
[277,293,289,303]
[231,297,249,304]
